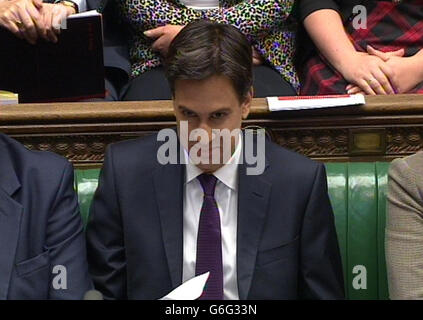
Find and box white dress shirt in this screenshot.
[179,0,218,9]
[55,0,87,12]
[73,0,87,12]
[182,134,242,300]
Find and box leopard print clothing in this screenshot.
[116,0,299,93]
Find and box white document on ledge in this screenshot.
[68,10,101,19]
[267,94,365,111]
[159,272,210,300]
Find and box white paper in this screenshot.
[267,94,365,111]
[68,10,101,19]
[159,272,210,300]
[0,91,18,105]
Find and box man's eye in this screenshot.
[182,110,196,117]
[211,112,226,119]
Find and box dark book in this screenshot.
[0,11,105,103]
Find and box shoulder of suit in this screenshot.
[389,153,423,207]
[105,132,163,170]
[402,151,423,173]
[107,132,161,155]
[0,133,70,174]
[389,152,423,180]
[260,140,324,192]
[265,139,321,172]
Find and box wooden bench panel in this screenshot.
[1,95,423,166]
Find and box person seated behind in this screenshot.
[0,133,92,299]
[386,151,423,299]
[86,20,345,300]
[297,0,423,95]
[0,0,85,44]
[87,0,299,101]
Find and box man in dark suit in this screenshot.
[0,133,92,299]
[86,20,345,300]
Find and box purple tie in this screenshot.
[195,173,224,300]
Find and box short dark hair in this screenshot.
[165,20,253,102]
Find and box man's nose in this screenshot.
[195,122,214,143]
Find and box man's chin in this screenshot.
[196,162,224,174]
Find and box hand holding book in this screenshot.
[39,2,76,43]
[0,0,76,44]
[0,10,105,102]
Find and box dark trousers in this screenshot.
[84,68,127,102]
[118,65,296,101]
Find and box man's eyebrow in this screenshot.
[177,106,232,115]
[210,108,232,113]
[178,106,196,113]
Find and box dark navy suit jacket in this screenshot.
[86,131,345,299]
[0,134,92,299]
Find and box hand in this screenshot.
[252,46,264,66]
[39,3,76,43]
[345,84,365,95]
[366,45,423,93]
[346,46,407,94]
[338,50,395,95]
[366,45,405,62]
[0,0,45,44]
[377,55,422,94]
[144,24,184,57]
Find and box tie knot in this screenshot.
[197,174,217,197]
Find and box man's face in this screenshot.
[173,75,252,173]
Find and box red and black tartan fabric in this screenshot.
[300,0,423,95]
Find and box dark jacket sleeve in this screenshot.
[86,145,128,300]
[299,0,365,22]
[299,163,345,299]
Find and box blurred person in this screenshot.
[386,151,423,299]
[0,133,92,299]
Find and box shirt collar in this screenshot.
[184,132,242,191]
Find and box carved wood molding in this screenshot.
[8,125,423,165]
[269,128,349,157]
[387,127,423,155]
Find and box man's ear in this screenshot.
[172,98,178,115]
[241,86,253,120]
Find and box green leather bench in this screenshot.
[75,162,390,300]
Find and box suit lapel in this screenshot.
[236,134,271,300]
[0,141,22,299]
[153,162,184,289]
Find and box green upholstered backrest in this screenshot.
[74,162,391,300]
[325,163,389,300]
[74,169,101,228]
